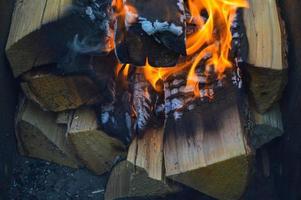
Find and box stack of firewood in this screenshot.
[6,0,287,200]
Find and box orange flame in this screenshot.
[114,0,249,96]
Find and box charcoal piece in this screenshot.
[231,9,248,64]
[146,34,179,67]
[129,70,161,136]
[98,91,132,145]
[113,0,186,67]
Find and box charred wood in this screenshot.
[113,0,186,66]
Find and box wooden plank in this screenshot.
[243,0,287,112]
[15,98,79,168]
[164,85,253,200]
[67,107,126,175]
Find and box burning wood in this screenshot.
[6,0,290,198]
[112,0,186,66]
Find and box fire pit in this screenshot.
[2,0,294,199]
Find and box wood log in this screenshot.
[164,85,253,200]
[105,161,181,200]
[127,127,164,180]
[251,104,284,149]
[6,0,112,77]
[21,68,102,112]
[67,107,126,175]
[15,98,79,168]
[243,0,288,113]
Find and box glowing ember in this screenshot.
[114,0,249,97]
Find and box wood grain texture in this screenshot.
[243,0,288,112]
[21,68,102,112]
[246,65,287,113]
[105,161,181,200]
[164,86,252,200]
[15,99,79,168]
[127,127,164,180]
[68,108,126,175]
[244,0,287,70]
[251,104,284,149]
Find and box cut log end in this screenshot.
[16,99,79,168]
[67,107,126,175]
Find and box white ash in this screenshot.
[232,67,243,89]
[85,6,96,21]
[173,111,183,120]
[101,112,110,124]
[139,18,183,36]
[132,73,154,134]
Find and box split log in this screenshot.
[21,68,102,112]
[15,99,79,168]
[127,127,164,180]
[113,0,186,66]
[6,0,112,77]
[243,0,288,113]
[105,161,181,200]
[67,107,126,175]
[164,85,253,200]
[251,104,284,149]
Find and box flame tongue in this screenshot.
[115,0,249,96]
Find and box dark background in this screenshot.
[0,0,18,199]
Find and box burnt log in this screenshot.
[164,83,253,200]
[243,0,288,113]
[113,0,186,67]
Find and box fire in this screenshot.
[114,0,249,96]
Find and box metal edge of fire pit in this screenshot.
[0,0,18,199]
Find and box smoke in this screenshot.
[58,0,114,74]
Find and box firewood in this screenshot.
[67,107,126,175]
[113,0,185,66]
[243,0,288,113]
[127,127,164,180]
[56,110,74,125]
[6,0,113,77]
[105,161,181,200]
[164,85,253,200]
[15,98,79,168]
[251,104,284,149]
[21,68,102,112]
